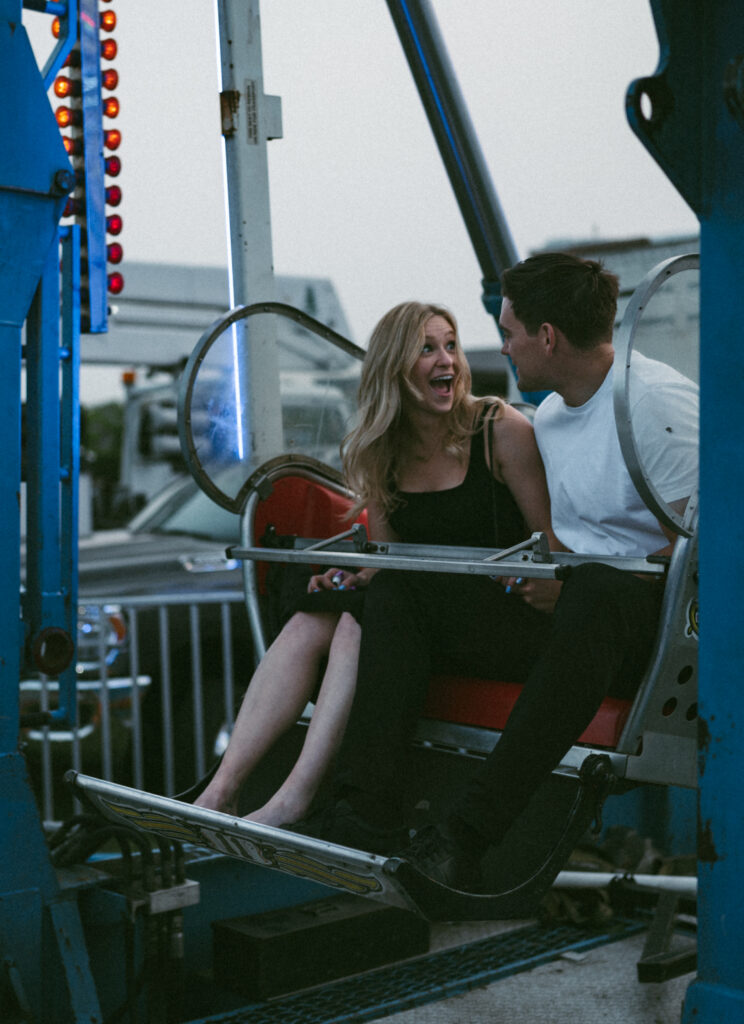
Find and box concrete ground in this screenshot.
[379,920,692,1024]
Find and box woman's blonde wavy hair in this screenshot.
[342,301,502,519]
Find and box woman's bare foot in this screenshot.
[194,785,239,816]
[243,791,310,828]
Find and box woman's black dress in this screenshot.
[288,409,526,625]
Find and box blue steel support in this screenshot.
[385,0,518,316]
[57,225,82,726]
[78,0,108,333]
[627,3,744,1020]
[0,327,22,754]
[386,0,549,403]
[24,237,74,684]
[24,229,79,723]
[0,7,101,1021]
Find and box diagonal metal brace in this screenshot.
[484,531,553,565]
[304,522,369,554]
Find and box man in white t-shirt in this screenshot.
[398,252,698,888]
[497,253,697,608]
[535,351,697,556]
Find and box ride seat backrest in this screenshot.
[253,476,368,593]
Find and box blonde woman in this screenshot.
[195,301,554,828]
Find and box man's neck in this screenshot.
[556,343,615,407]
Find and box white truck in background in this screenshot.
[117,370,356,516]
[81,264,362,522]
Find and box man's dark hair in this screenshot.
[501,252,619,350]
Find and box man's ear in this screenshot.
[541,322,557,354]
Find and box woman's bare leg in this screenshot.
[194,611,339,814]
[246,612,361,826]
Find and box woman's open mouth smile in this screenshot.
[430,374,454,396]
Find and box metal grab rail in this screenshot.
[230,535,669,581]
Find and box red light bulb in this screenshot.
[106,214,123,235]
[107,242,123,264]
[108,272,125,295]
[104,129,122,151]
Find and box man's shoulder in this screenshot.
[533,390,561,425]
[629,351,697,392]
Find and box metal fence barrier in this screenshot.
[22,589,247,824]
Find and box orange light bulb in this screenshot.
[54,76,73,98]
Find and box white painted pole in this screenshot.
[215,0,284,466]
[554,871,697,898]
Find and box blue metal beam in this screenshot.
[0,13,71,747]
[385,0,518,319]
[0,10,99,1019]
[627,2,744,1019]
[386,0,551,405]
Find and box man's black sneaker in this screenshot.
[398,823,483,892]
[289,799,406,856]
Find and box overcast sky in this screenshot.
[27,1,699,401]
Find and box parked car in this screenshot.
[75,472,255,794]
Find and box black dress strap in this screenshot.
[480,402,505,548]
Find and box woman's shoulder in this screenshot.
[472,396,536,434]
[469,395,506,427]
[488,401,539,465]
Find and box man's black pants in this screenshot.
[334,563,663,844]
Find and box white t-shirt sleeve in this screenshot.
[631,380,699,504]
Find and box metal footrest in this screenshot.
[66,762,613,924]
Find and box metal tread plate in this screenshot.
[193,917,646,1024]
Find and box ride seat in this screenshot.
[239,456,698,790]
[423,677,631,749]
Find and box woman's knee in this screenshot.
[332,611,362,651]
[337,610,361,635]
[281,611,338,651]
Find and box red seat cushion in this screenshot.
[255,477,365,541]
[424,675,631,749]
[254,477,366,592]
